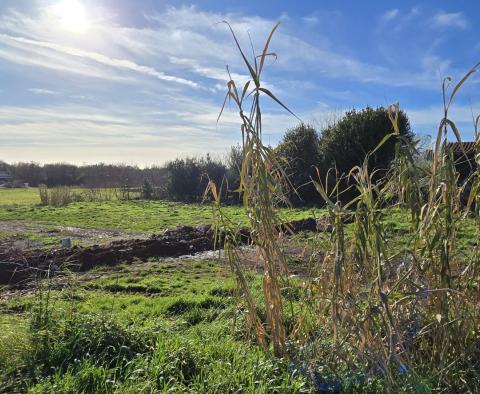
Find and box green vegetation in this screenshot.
[275,109,413,205]
[0,188,44,206]
[0,259,308,393]
[319,106,412,177]
[0,189,314,234]
[276,123,321,205]
[209,24,480,393]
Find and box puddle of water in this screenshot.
[179,246,255,260]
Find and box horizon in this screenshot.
[1,0,479,165]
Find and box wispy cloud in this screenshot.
[28,88,57,95]
[406,102,479,142]
[381,8,399,24]
[0,3,477,164]
[378,7,421,33]
[0,34,199,88]
[302,15,319,24]
[0,98,299,164]
[0,5,457,92]
[430,11,469,30]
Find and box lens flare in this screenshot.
[53,0,89,33]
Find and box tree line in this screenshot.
[1,107,414,206]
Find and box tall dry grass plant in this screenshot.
[214,22,301,356]
[215,21,479,391]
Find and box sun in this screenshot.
[53,0,89,33]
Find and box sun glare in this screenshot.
[53,0,89,33]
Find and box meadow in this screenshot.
[0,187,316,250]
[0,188,319,391]
[0,184,478,392]
[0,257,310,393]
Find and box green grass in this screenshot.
[0,188,130,206]
[0,259,309,393]
[0,188,317,234]
[0,254,441,393]
[0,188,44,205]
[1,189,477,392]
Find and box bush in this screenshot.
[224,144,243,204]
[317,107,412,201]
[37,185,80,207]
[38,184,49,205]
[165,155,227,202]
[319,107,412,176]
[276,123,321,205]
[37,186,85,207]
[141,178,155,200]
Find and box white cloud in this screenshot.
[0,98,300,164]
[0,5,458,94]
[406,102,479,142]
[0,5,405,89]
[28,88,57,95]
[407,103,479,126]
[302,15,319,24]
[0,4,477,164]
[430,11,469,30]
[0,34,199,88]
[381,8,399,24]
[377,7,421,33]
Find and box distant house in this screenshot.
[0,170,12,186]
[427,142,477,179]
[447,142,477,181]
[447,141,476,156]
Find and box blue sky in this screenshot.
[0,0,479,165]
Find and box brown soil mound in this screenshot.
[0,216,350,285]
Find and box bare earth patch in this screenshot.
[0,220,149,250]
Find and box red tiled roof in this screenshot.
[446,142,476,154]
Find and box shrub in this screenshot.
[37,186,81,207]
[165,155,227,202]
[276,123,321,205]
[49,186,76,207]
[38,184,49,205]
[319,107,412,176]
[225,144,243,204]
[141,178,155,200]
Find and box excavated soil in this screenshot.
[0,216,349,286]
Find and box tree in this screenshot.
[317,107,413,202]
[141,178,155,200]
[11,162,46,186]
[165,158,200,202]
[225,144,243,204]
[319,107,413,176]
[44,163,80,186]
[165,155,227,202]
[276,123,321,205]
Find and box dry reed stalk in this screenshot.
[215,22,302,356]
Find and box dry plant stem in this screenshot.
[207,181,268,348]
[216,22,299,356]
[471,115,480,278]
[420,64,479,319]
[240,93,287,356]
[213,23,479,388]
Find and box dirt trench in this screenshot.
[0,216,346,285]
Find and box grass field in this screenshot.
[0,188,47,205]
[0,188,478,392]
[0,188,319,251]
[0,188,316,233]
[0,258,309,393]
